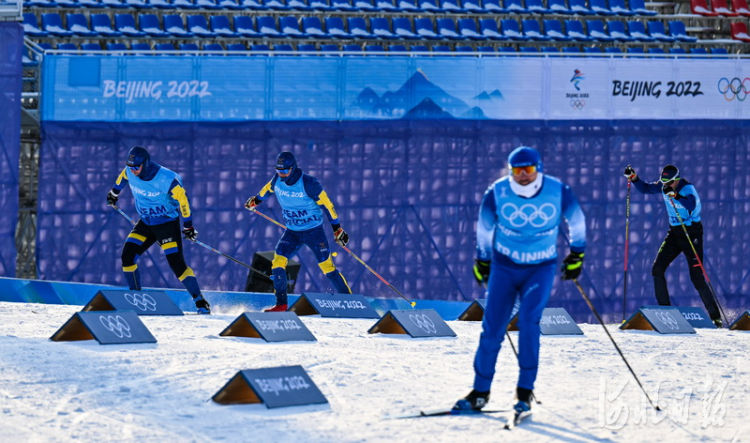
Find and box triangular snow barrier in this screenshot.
[212,365,328,408]
[368,309,456,337]
[289,292,379,318]
[457,299,486,321]
[219,312,316,342]
[729,310,750,330]
[50,310,157,344]
[620,306,695,334]
[82,289,183,316]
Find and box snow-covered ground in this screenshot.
[1,301,747,442]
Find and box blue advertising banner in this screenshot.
[0,22,21,276]
[41,55,750,122]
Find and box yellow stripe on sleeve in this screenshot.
[316,190,339,220]
[170,185,192,219]
[258,180,275,198]
[115,168,128,187]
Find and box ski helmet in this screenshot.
[275,151,297,172]
[508,146,542,173]
[126,146,150,170]
[660,164,680,183]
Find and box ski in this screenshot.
[503,410,531,430]
[394,408,509,419]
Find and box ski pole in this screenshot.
[249,208,417,307]
[623,180,632,322]
[111,206,271,281]
[572,278,660,411]
[666,198,728,326]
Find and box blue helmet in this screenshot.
[126,146,150,169]
[660,164,679,183]
[275,151,297,172]
[508,146,543,172]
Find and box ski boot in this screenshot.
[193,295,211,315]
[453,389,490,411]
[264,304,288,312]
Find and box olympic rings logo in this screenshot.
[653,311,679,330]
[501,202,557,228]
[408,313,437,334]
[99,314,132,338]
[124,292,157,311]
[569,98,586,110]
[717,77,750,102]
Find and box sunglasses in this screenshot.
[511,165,537,175]
[276,167,292,175]
[128,165,142,171]
[660,177,676,184]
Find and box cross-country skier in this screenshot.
[245,151,352,312]
[624,164,722,327]
[106,146,211,314]
[455,146,586,422]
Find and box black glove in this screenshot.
[662,184,678,199]
[332,225,349,247]
[623,165,637,182]
[182,225,197,241]
[561,251,584,280]
[244,196,261,211]
[473,259,490,285]
[106,190,119,207]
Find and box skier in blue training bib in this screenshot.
[106,146,211,314]
[624,164,722,327]
[454,146,586,418]
[245,151,352,312]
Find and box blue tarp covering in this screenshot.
[37,120,750,322]
[0,22,21,276]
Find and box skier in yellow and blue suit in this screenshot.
[106,146,211,314]
[245,151,352,312]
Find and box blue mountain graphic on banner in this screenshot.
[474,89,504,101]
[352,70,479,119]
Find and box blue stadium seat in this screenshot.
[332,0,356,9]
[155,43,175,51]
[690,47,708,54]
[298,43,317,51]
[147,0,172,8]
[251,44,271,52]
[647,21,673,41]
[371,17,395,38]
[211,15,237,37]
[669,47,686,54]
[101,0,128,8]
[310,0,334,9]
[504,0,528,13]
[107,42,128,51]
[42,13,73,36]
[187,15,214,37]
[257,16,282,37]
[711,47,728,54]
[456,45,473,52]
[437,18,461,39]
[433,44,451,52]
[181,43,201,51]
[410,44,429,51]
[348,17,373,38]
[57,43,79,52]
[325,17,351,38]
[228,43,248,51]
[441,0,467,13]
[586,19,613,40]
[480,18,504,39]
[280,16,307,37]
[627,21,654,40]
[172,0,198,7]
[81,43,102,51]
[462,0,484,12]
[541,45,559,52]
[647,47,665,53]
[27,0,58,7]
[417,0,441,12]
[498,45,516,53]
[608,0,636,14]
[561,45,581,52]
[522,19,548,40]
[288,0,313,8]
[626,46,644,54]
[139,14,169,37]
[520,46,538,52]
[583,45,603,52]
[234,16,259,36]
[354,0,377,10]
[477,46,495,52]
[393,17,418,38]
[365,44,386,51]
[547,0,572,13]
[668,20,697,42]
[389,44,408,51]
[195,0,222,8]
[481,0,505,11]
[604,46,622,53]
[564,19,589,40]
[544,19,571,40]
[590,0,614,15]
[415,17,439,39]
[375,0,400,11]
[66,13,96,36]
[91,14,122,36]
[608,20,634,41]
[568,0,592,14]
[629,0,656,15]
[239,0,268,7]
[458,18,483,39]
[218,0,243,8]
[131,43,152,52]
[274,44,294,51]
[23,13,48,37]
[320,43,339,51]
[343,44,362,51]
[114,13,146,37]
[164,14,193,37]
[525,0,549,13]
[501,19,524,40]
[265,0,292,9]
[302,17,326,37]
[77,0,103,7]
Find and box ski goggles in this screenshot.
[510,165,537,175]
[659,176,678,184]
[276,167,292,175]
